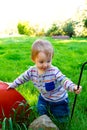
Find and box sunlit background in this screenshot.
[0,0,85,34]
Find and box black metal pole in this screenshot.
[71,61,87,120]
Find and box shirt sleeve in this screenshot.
[55,67,75,92]
[9,68,32,88]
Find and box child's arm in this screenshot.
[7,68,31,90]
[61,76,82,94]
[55,68,82,93]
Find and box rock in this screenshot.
[29,114,59,130]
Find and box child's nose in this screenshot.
[44,63,47,68]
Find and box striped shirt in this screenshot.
[9,65,75,102]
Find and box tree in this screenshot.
[73,1,87,37]
[17,21,35,36]
[62,20,75,37]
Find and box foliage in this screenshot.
[62,20,75,37]
[45,23,63,36]
[17,22,25,35]
[81,27,87,37]
[74,21,83,37]
[84,19,87,28]
[16,5,87,38]
[0,101,38,130]
[17,22,46,37]
[45,20,75,37]
[17,21,35,36]
[74,19,87,37]
[73,3,87,37]
[33,24,45,36]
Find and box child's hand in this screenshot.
[0,81,13,90]
[0,80,4,83]
[6,83,14,90]
[7,86,12,90]
[74,85,82,94]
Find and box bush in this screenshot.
[45,21,75,37]
[17,22,35,36]
[84,19,87,28]
[45,23,62,36]
[17,23,25,35]
[74,19,87,37]
[62,20,75,37]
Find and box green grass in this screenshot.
[0,36,87,130]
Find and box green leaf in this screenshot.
[2,117,7,130]
[22,123,27,130]
[14,123,21,130]
[8,117,13,130]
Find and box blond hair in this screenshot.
[31,39,54,61]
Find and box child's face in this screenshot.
[34,52,52,74]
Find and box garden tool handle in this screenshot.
[71,61,87,120]
[77,61,87,89]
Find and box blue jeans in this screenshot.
[37,95,70,122]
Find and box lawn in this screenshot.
[0,36,87,130]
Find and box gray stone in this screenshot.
[52,35,70,39]
[29,114,59,130]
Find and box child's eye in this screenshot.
[39,61,44,64]
[47,60,51,63]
